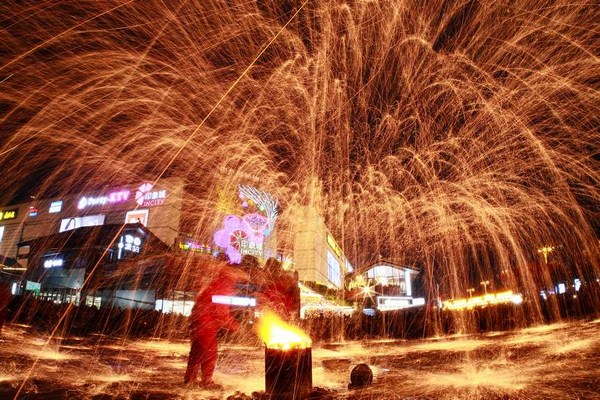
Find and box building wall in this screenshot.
[293,206,349,288]
[0,178,183,263]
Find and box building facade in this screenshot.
[0,177,184,269]
[292,206,353,289]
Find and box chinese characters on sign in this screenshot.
[117,234,142,259]
[135,183,167,207]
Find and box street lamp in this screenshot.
[480,280,490,295]
[537,246,554,264]
[467,288,475,297]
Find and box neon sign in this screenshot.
[44,258,64,268]
[443,290,524,310]
[117,234,142,259]
[78,190,130,210]
[214,186,278,264]
[0,208,18,221]
[135,183,167,207]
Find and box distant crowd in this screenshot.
[2,288,597,342]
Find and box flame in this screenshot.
[257,312,311,350]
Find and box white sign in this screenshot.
[117,234,143,258]
[377,296,412,310]
[49,200,63,213]
[239,237,263,257]
[60,214,105,232]
[44,258,64,268]
[212,295,256,307]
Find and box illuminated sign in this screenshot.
[78,190,130,210]
[28,206,39,217]
[0,226,4,243]
[135,183,167,207]
[125,209,149,226]
[49,201,63,213]
[443,290,524,310]
[214,186,278,264]
[25,281,41,294]
[117,234,142,259]
[212,295,256,307]
[0,208,18,221]
[239,237,263,257]
[60,214,105,232]
[179,240,213,254]
[44,258,64,268]
[377,296,412,310]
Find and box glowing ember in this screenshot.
[423,362,529,392]
[257,312,311,350]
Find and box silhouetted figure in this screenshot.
[0,281,12,334]
[259,259,300,321]
[184,266,247,387]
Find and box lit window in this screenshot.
[125,209,149,226]
[327,250,341,288]
[49,201,63,213]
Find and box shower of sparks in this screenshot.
[0,321,598,399]
[1,1,599,316]
[0,2,599,398]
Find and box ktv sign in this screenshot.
[76,182,168,210]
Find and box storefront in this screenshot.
[349,261,424,311]
[18,223,170,308]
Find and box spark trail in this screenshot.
[1,0,599,320]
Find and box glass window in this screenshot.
[327,250,341,288]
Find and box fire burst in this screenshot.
[0,0,599,321]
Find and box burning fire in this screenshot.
[257,312,311,350]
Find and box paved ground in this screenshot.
[0,318,599,399]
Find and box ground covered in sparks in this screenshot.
[1,319,599,400]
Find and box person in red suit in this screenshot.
[184,264,247,387]
[0,280,12,335]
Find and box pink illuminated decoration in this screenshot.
[214,215,245,263]
[213,186,277,263]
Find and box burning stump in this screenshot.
[265,347,312,400]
